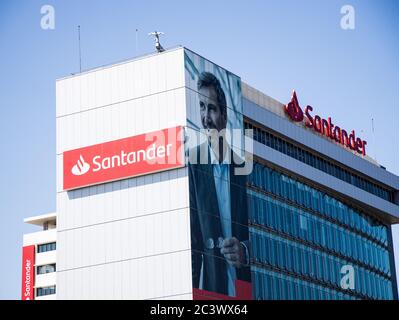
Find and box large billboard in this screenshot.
[185,49,252,299]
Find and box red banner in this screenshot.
[21,245,35,300]
[63,126,184,190]
[193,280,252,300]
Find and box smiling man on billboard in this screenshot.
[188,70,250,297]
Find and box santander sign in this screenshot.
[63,126,184,190]
[21,245,35,300]
[284,91,367,156]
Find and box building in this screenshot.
[24,46,399,300]
[22,213,57,300]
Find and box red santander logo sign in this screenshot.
[21,245,35,300]
[284,91,304,122]
[63,126,184,190]
[284,91,367,156]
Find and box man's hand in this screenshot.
[220,237,245,268]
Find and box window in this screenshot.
[248,191,387,272]
[249,162,389,247]
[36,286,56,297]
[37,264,56,274]
[246,121,393,202]
[37,242,56,253]
[248,164,393,299]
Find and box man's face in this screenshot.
[199,86,227,132]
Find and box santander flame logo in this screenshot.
[71,155,90,176]
[284,90,304,122]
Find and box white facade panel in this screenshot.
[55,80,65,118]
[35,250,56,267]
[56,48,185,118]
[57,167,188,232]
[23,229,56,247]
[56,87,186,156]
[57,250,192,300]
[35,272,56,288]
[57,207,190,271]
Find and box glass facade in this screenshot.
[37,242,56,253]
[36,286,56,297]
[253,267,356,300]
[244,121,393,203]
[37,264,56,275]
[247,161,395,300]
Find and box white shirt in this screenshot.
[209,145,237,296]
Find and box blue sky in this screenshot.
[1,0,398,299]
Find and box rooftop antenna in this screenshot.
[135,28,139,56]
[78,25,82,72]
[148,31,165,53]
[372,118,376,161]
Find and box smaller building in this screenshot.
[22,213,57,300]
